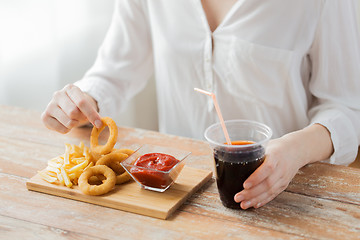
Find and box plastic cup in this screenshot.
[204,119,272,209]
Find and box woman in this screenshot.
[42,0,360,209]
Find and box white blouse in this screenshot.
[75,0,360,165]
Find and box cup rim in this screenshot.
[204,119,272,149]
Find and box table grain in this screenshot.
[1,105,359,240]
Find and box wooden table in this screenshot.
[1,105,360,240]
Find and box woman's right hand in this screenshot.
[41,84,102,134]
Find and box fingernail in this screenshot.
[234,194,244,203]
[244,182,252,189]
[95,120,102,128]
[255,202,262,208]
[243,201,251,209]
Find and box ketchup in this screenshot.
[130,153,180,189]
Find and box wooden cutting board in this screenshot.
[26,166,212,219]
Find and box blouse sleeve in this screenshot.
[74,0,153,119]
[308,0,360,165]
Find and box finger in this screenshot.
[253,194,277,209]
[241,180,285,209]
[65,85,102,128]
[240,171,289,209]
[235,167,282,203]
[50,103,79,130]
[243,156,277,189]
[56,91,87,122]
[45,101,79,129]
[41,112,71,134]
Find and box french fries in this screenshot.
[38,142,92,188]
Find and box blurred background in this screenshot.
[1,0,360,131]
[0,0,158,131]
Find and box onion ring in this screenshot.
[111,148,135,156]
[109,149,134,174]
[78,165,116,195]
[96,151,128,175]
[116,172,132,185]
[90,117,118,155]
[88,176,103,185]
[90,151,102,164]
[95,151,132,185]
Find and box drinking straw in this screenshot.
[194,88,231,145]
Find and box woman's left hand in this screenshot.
[233,137,305,209]
[234,124,333,209]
